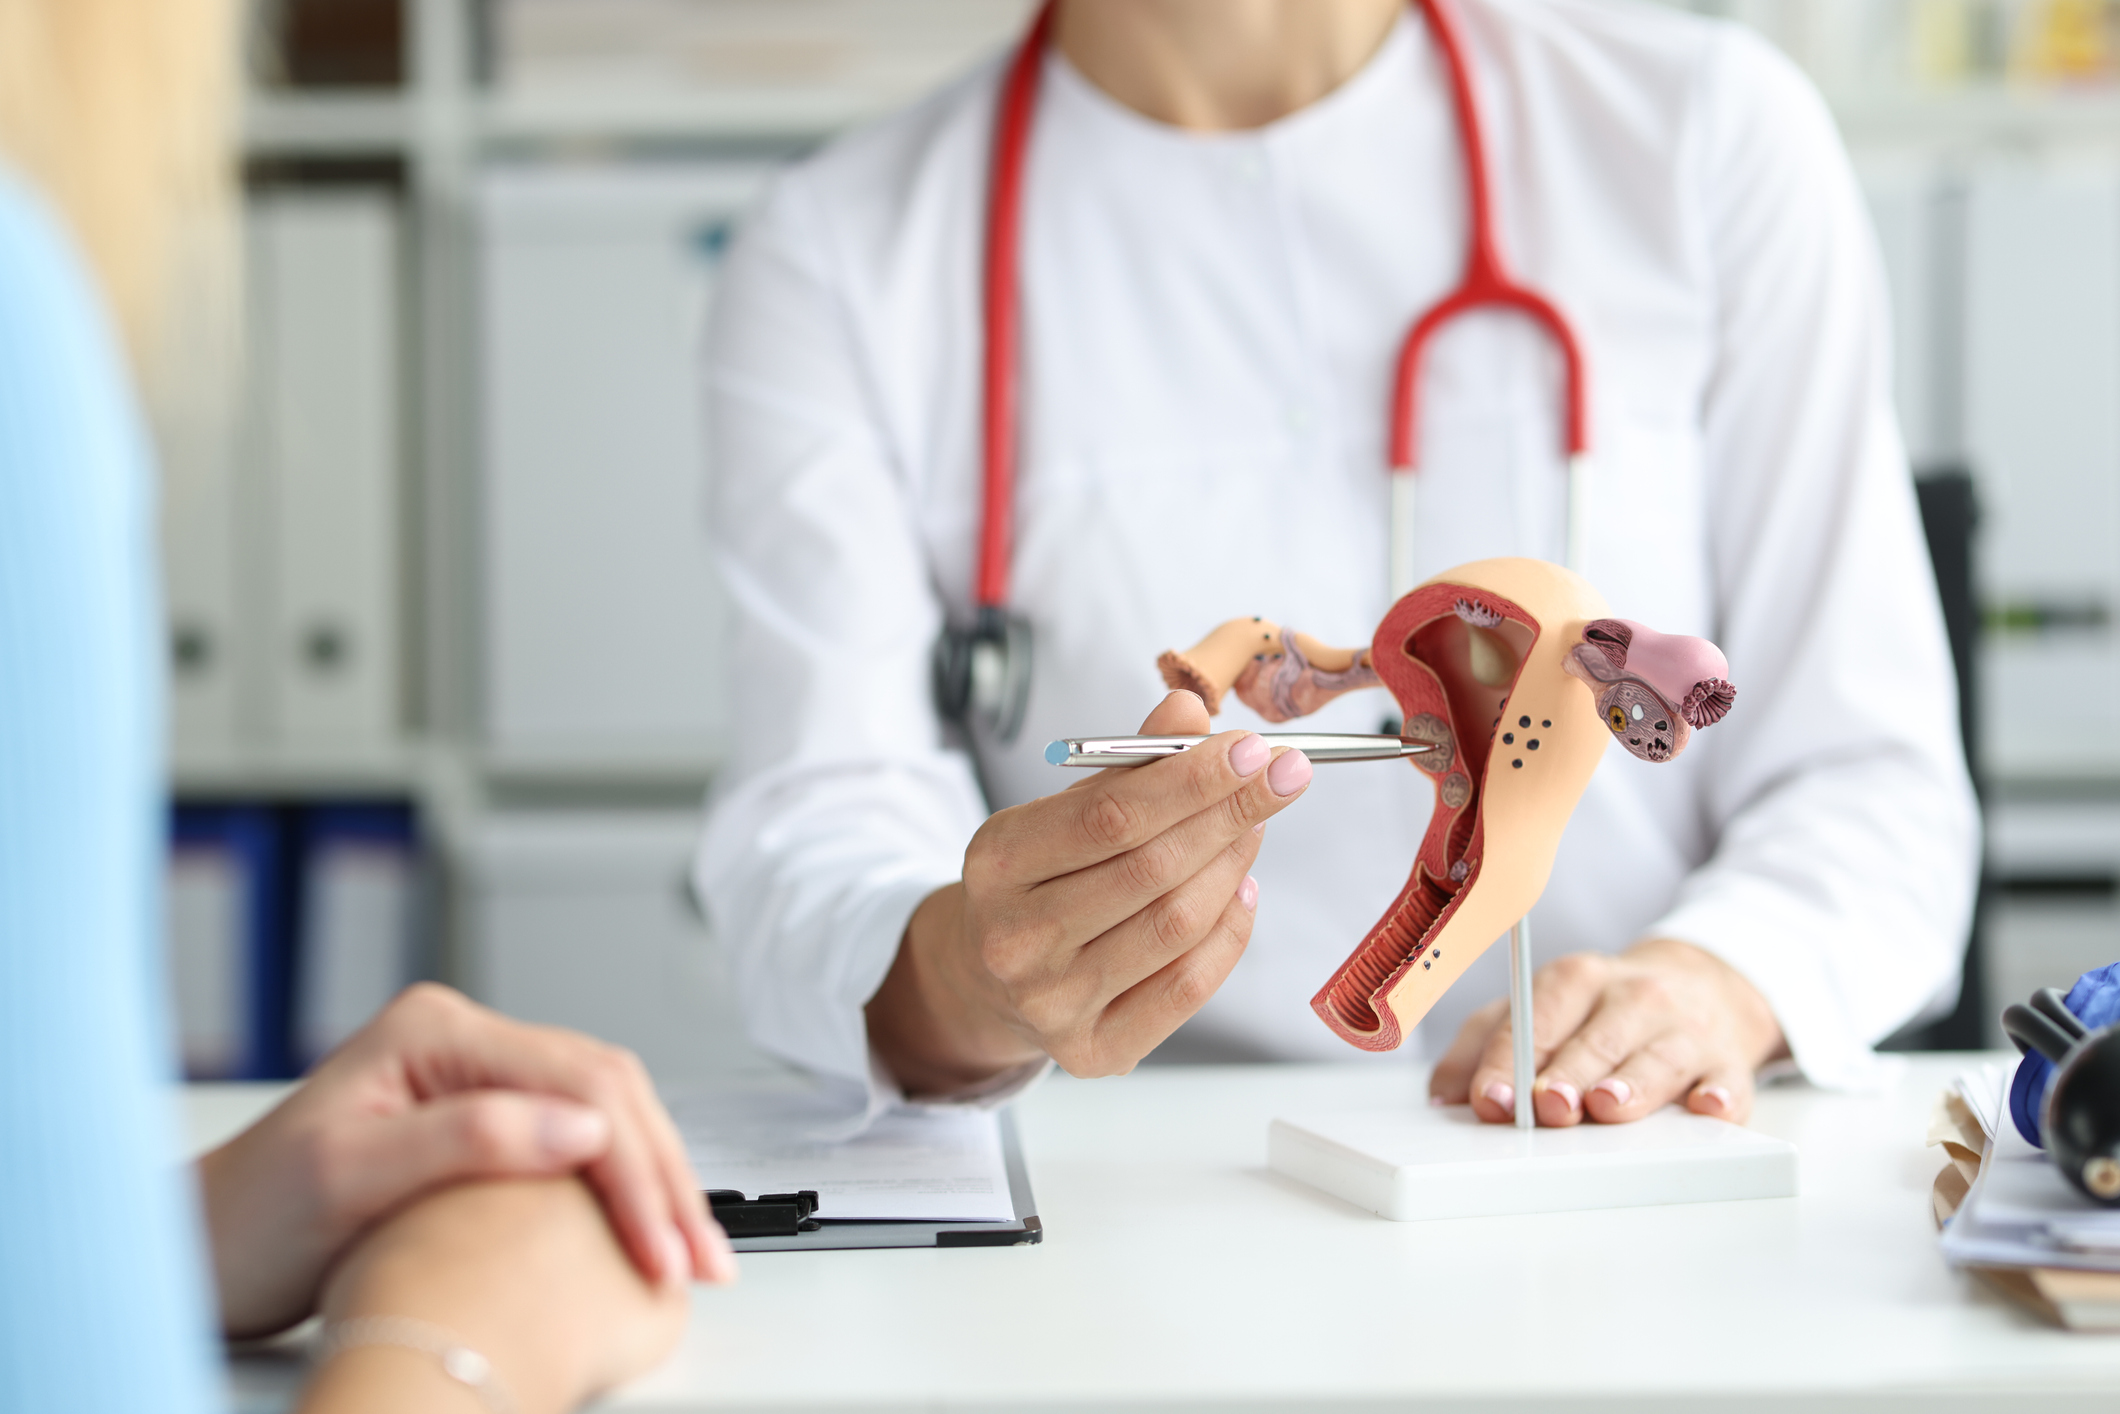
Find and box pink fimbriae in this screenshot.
[1561,618,1735,764]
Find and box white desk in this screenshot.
[199,1056,2120,1412]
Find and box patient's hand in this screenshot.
[302,1177,687,1414]
[1426,939,1787,1125]
[200,983,735,1339]
[867,690,1312,1094]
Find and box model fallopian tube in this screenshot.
[1157,618,1381,723]
[1154,558,1737,1051]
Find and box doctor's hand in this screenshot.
[199,983,736,1340]
[1428,939,1788,1126]
[868,690,1312,1096]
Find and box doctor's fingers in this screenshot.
[1571,1029,1738,1125]
[1683,1061,1755,1123]
[982,729,1284,888]
[1073,828,1262,1008]
[1462,953,1615,1124]
[980,832,1257,1051]
[1027,747,1307,941]
[1069,887,1259,1077]
[1526,975,1695,1127]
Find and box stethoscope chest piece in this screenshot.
[934,606,1034,744]
[2004,987,2120,1205]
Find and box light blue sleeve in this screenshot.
[0,169,223,1413]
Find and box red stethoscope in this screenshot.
[936,0,1591,742]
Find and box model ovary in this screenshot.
[1157,559,1737,1051]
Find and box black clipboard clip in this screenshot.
[704,1189,821,1238]
[694,1110,1041,1252]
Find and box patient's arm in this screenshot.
[303,1177,685,1414]
[1158,617,1381,722]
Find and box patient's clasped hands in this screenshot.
[197,984,736,1412]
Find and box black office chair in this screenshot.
[1883,467,1987,1051]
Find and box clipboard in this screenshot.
[703,1109,1041,1252]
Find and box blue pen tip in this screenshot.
[1044,740,1068,765]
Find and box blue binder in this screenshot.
[168,805,293,1080]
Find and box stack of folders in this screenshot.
[167,802,423,1081]
[1932,1062,2120,1329]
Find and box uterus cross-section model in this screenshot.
[1158,557,1736,1052]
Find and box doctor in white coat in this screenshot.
[694,0,1979,1128]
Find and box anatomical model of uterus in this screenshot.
[1157,558,1735,1051]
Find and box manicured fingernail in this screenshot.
[538,1104,609,1159]
[1428,1093,1448,1107]
[1483,1082,1514,1112]
[1592,1077,1632,1108]
[1540,1080,1580,1116]
[1238,874,1260,912]
[1230,733,1269,776]
[1267,749,1312,796]
[1253,821,1265,836]
[1697,1084,1732,1114]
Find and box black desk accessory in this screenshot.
[705,1190,821,1238]
[2003,986,2120,1206]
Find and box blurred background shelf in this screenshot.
[244,94,417,154]
[164,0,2120,1080]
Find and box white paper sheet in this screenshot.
[1940,1102,2120,1273]
[668,1087,1016,1224]
[1951,1061,2011,1142]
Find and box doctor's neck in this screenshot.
[1055,0,1402,132]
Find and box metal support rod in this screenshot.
[1565,454,1590,575]
[1509,916,1534,1130]
[1389,472,1417,602]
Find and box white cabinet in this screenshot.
[1858,155,2120,781]
[252,191,405,745]
[475,163,776,771]
[465,810,769,1084]
[1964,159,2120,779]
[163,186,405,756]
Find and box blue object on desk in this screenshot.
[291,801,420,1069]
[170,804,296,1080]
[2010,960,2120,1147]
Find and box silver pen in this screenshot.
[1045,733,1436,768]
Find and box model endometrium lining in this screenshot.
[1156,558,1736,1051]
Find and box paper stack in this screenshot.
[1932,1063,2120,1329]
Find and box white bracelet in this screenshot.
[315,1316,520,1414]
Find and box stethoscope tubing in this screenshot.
[975,0,1592,617]
[954,0,1594,737]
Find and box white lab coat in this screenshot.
[695,0,1980,1118]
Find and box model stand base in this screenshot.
[1268,1101,1798,1221]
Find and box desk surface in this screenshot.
[199,1056,2120,1412]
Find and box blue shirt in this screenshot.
[0,168,221,1412]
